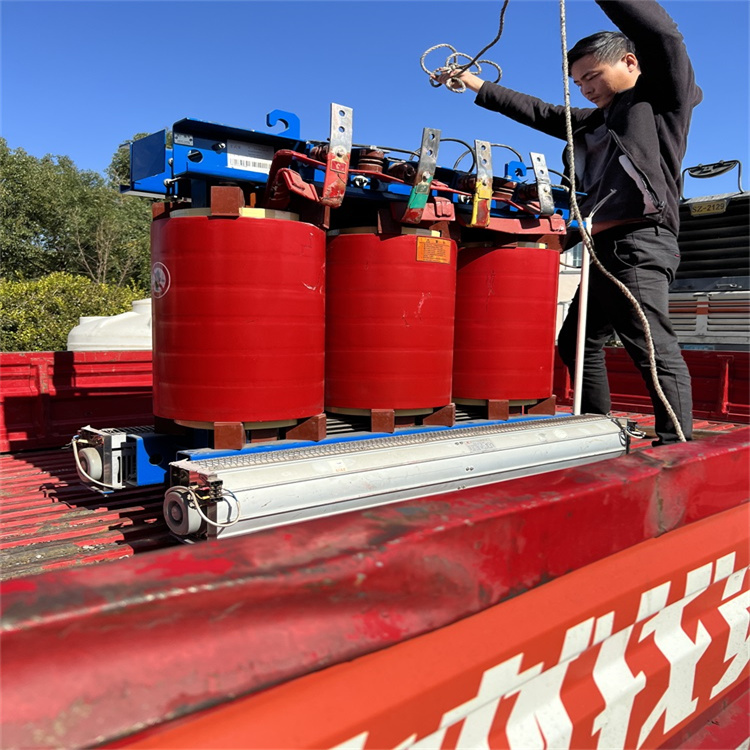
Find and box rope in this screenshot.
[558,0,686,442]
[421,0,510,93]
[466,0,512,68]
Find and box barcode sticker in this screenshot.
[227,140,274,173]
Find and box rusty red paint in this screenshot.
[0,450,174,581]
[321,152,351,207]
[1,428,747,748]
[400,207,425,224]
[458,212,568,235]
[472,198,491,227]
[104,506,750,750]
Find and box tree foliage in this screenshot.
[0,135,156,350]
[1,272,147,352]
[0,137,153,288]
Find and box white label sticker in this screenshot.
[227,140,274,173]
[151,262,171,298]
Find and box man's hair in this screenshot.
[567,31,637,70]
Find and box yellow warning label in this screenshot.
[416,236,452,264]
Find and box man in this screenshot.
[438,0,701,445]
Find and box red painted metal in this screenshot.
[104,505,750,750]
[325,232,457,410]
[0,351,153,453]
[321,150,350,207]
[0,450,174,580]
[1,428,747,749]
[664,682,749,749]
[3,348,746,453]
[151,213,325,423]
[453,243,560,401]
[553,348,750,424]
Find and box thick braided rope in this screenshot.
[558,0,686,441]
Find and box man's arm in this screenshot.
[435,62,594,142]
[596,0,701,108]
[473,80,594,142]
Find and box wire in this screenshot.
[548,168,571,186]
[185,485,242,529]
[349,143,421,159]
[453,142,524,171]
[72,438,118,490]
[558,0,686,442]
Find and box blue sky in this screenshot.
[1,0,748,198]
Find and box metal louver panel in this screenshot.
[676,193,750,280]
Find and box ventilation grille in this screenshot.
[676,192,749,280]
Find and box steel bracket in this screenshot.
[321,104,353,207]
[468,140,493,228]
[529,152,555,216]
[402,128,441,224]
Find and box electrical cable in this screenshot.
[72,438,118,490]
[184,485,242,529]
[557,0,686,442]
[453,142,523,170]
[462,0,511,71]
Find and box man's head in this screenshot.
[568,31,640,109]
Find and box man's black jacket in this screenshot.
[474,0,703,235]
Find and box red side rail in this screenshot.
[109,505,750,750]
[554,348,749,424]
[0,351,153,452]
[1,348,747,453]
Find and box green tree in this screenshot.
[0,272,146,352]
[0,137,152,287]
[0,141,60,278]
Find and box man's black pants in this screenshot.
[557,224,693,445]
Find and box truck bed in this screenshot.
[1,350,748,749]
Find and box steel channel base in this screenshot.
[166,414,628,541]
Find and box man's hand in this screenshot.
[431,68,485,93]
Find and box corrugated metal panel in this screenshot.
[3,349,748,455]
[0,449,176,580]
[676,192,750,279]
[553,348,750,424]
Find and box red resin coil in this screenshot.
[453,243,560,402]
[325,232,457,411]
[151,210,325,424]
